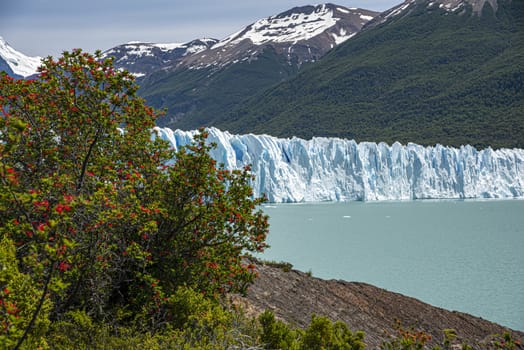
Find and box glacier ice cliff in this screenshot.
[154,127,524,203]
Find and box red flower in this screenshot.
[58,261,70,272]
[33,200,49,208]
[55,203,71,214]
[207,262,219,269]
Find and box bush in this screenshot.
[0,49,268,347]
[0,236,52,349]
[301,315,365,350]
[259,310,299,349]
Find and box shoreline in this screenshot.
[234,262,524,349]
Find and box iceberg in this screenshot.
[154,127,524,203]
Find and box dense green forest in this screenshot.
[138,47,301,130]
[212,0,523,149]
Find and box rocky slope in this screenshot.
[235,263,523,349]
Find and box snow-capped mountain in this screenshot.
[101,38,218,78]
[422,0,498,14]
[133,4,379,130]
[224,0,523,148]
[371,0,500,26]
[104,4,378,74]
[0,36,42,78]
[179,4,378,69]
[155,127,524,202]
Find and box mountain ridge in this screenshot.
[2,1,522,149]
[220,0,524,149]
[133,3,379,130]
[177,4,378,70]
[0,36,42,78]
[101,38,219,77]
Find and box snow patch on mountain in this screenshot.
[154,127,524,203]
[0,36,42,77]
[360,14,375,21]
[103,39,215,62]
[431,0,499,14]
[384,0,417,19]
[331,29,356,45]
[181,5,378,70]
[213,4,339,49]
[382,0,499,20]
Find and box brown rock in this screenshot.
[234,263,523,349]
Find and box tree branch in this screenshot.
[76,127,102,194]
[14,261,54,350]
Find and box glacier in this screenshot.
[154,127,524,203]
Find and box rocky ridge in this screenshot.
[371,0,501,26]
[234,263,524,349]
[179,4,378,69]
[101,38,218,77]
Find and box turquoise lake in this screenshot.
[259,199,524,331]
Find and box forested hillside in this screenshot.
[135,5,378,131]
[222,0,523,149]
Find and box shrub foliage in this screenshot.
[0,49,268,347]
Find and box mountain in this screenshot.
[101,38,218,78]
[154,127,524,203]
[178,4,377,69]
[130,4,379,130]
[220,0,524,149]
[0,36,42,78]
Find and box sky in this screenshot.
[1,0,402,58]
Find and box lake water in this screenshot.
[259,199,524,331]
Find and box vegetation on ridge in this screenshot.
[219,0,524,149]
[138,47,302,131]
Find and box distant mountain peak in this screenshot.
[371,0,501,27]
[101,38,219,77]
[180,4,379,69]
[212,4,368,48]
[0,36,42,78]
[425,0,499,14]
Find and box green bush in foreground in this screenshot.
[0,237,52,349]
[0,49,268,348]
[45,286,259,350]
